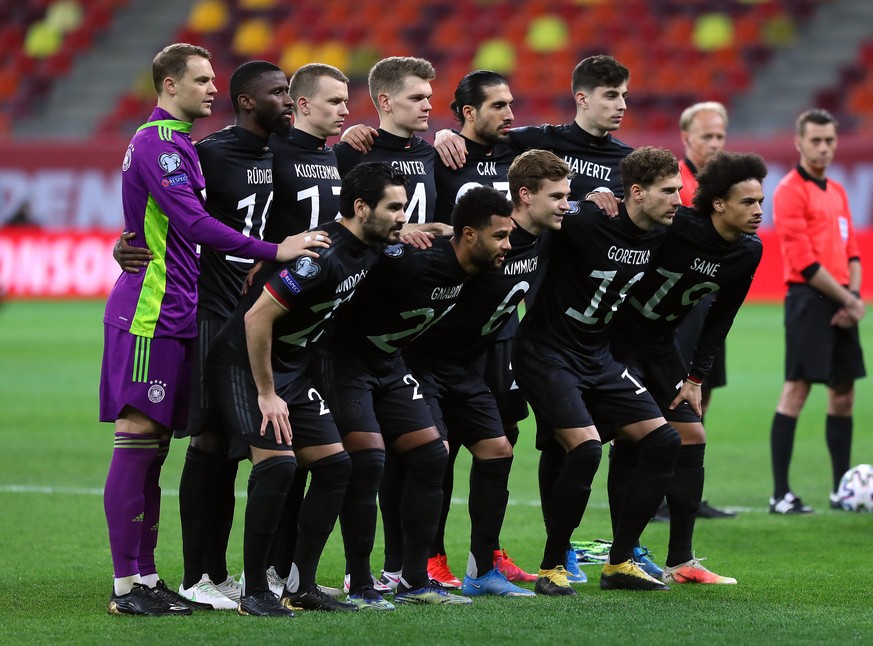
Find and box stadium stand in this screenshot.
[816,37,873,132]
[3,0,873,138]
[0,0,126,135]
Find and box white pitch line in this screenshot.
[1,484,106,496]
[0,484,757,513]
[1,484,178,497]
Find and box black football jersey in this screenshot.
[327,237,471,359]
[518,202,667,360]
[434,133,516,225]
[195,126,274,319]
[407,223,551,364]
[334,129,437,224]
[614,206,763,379]
[508,122,632,199]
[208,220,380,370]
[266,128,342,241]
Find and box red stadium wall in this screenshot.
[2,135,873,299]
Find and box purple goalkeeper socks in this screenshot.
[138,438,169,577]
[104,432,159,578]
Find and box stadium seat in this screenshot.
[0,68,19,101]
[81,0,852,137]
[188,0,229,34]
[232,18,274,57]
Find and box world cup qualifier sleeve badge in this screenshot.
[159,152,182,174]
[291,257,321,279]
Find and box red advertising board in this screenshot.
[0,227,119,298]
[3,226,871,301]
[2,135,873,299]
[754,228,873,301]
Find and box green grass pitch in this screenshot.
[1,300,871,644]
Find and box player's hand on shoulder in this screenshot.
[584,189,620,217]
[113,231,153,274]
[276,230,332,262]
[401,221,453,238]
[257,392,292,445]
[434,129,467,169]
[341,124,378,153]
[401,229,435,249]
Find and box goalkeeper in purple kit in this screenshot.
[99,43,328,616]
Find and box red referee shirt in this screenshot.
[678,158,698,206]
[773,165,860,286]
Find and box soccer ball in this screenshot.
[834,464,873,512]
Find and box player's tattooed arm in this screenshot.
[340,124,379,153]
[434,129,467,169]
[113,231,153,274]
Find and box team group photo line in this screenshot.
[99,43,865,616]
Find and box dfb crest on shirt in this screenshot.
[147,380,167,403]
[566,199,581,215]
[159,152,182,175]
[292,257,321,278]
[383,244,405,257]
[122,145,133,171]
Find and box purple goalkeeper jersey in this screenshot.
[104,108,278,339]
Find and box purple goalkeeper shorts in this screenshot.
[99,325,193,432]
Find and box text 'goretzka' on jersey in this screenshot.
[326,237,470,358]
[334,129,437,224]
[267,127,342,241]
[408,224,552,364]
[434,134,515,225]
[508,122,632,200]
[614,206,763,379]
[209,220,381,370]
[518,202,667,361]
[104,108,277,340]
[195,125,274,320]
